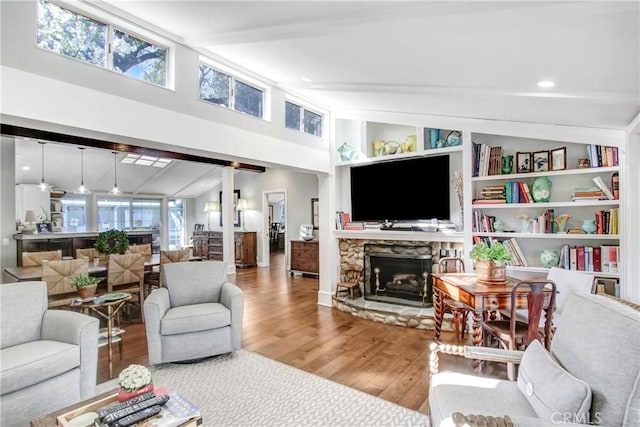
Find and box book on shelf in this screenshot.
[595,277,620,297]
[335,211,351,230]
[592,176,615,200]
[344,222,364,230]
[585,145,619,168]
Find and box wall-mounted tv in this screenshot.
[350,155,450,222]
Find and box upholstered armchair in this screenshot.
[0,281,99,425]
[428,293,640,426]
[144,261,244,365]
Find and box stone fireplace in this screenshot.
[364,244,433,308]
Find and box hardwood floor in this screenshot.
[99,253,501,414]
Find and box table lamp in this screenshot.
[24,210,37,234]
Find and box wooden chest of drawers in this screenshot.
[290,240,319,276]
[192,231,256,267]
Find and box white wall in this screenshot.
[1,138,17,279]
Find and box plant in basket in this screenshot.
[470,241,512,283]
[70,273,101,299]
[118,364,153,402]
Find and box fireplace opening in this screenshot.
[364,245,433,308]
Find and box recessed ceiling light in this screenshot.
[537,80,555,88]
[22,166,30,171]
[301,77,312,82]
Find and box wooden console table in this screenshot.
[290,240,319,277]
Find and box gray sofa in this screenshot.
[429,293,640,426]
[144,261,244,364]
[0,281,99,425]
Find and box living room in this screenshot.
[1,1,639,426]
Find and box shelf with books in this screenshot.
[471,200,620,209]
[471,165,619,182]
[507,265,620,279]
[472,232,620,240]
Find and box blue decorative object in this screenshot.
[337,142,357,161]
[540,249,560,268]
[531,176,552,203]
[446,131,462,146]
[429,129,440,149]
[581,219,597,234]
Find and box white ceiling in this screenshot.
[100,0,639,129]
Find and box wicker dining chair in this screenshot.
[107,253,145,323]
[21,250,62,267]
[41,258,90,308]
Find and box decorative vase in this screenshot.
[475,260,507,283]
[540,250,560,268]
[493,220,505,233]
[518,215,532,233]
[531,176,552,203]
[77,284,98,299]
[118,383,154,403]
[554,214,571,233]
[501,155,513,174]
[429,129,440,149]
[581,219,597,234]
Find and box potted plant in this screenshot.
[71,273,101,299]
[118,364,153,402]
[95,229,130,255]
[469,241,512,283]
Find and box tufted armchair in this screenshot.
[144,261,244,364]
[0,281,99,425]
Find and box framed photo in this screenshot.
[550,147,567,170]
[311,198,319,229]
[533,150,550,172]
[595,278,618,297]
[219,189,241,227]
[37,222,52,233]
[516,152,532,173]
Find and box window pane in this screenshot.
[285,101,301,130]
[131,198,161,229]
[37,0,107,67]
[61,195,87,232]
[113,29,167,86]
[234,80,263,118]
[97,197,130,230]
[199,65,231,107]
[304,109,323,137]
[168,199,185,249]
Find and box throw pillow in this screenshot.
[517,339,592,424]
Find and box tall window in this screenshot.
[199,64,264,118]
[61,195,87,232]
[285,101,323,137]
[37,0,168,87]
[168,199,185,249]
[96,196,161,231]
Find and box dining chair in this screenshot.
[41,258,90,308]
[127,243,152,260]
[437,257,471,341]
[107,253,145,323]
[22,250,62,267]
[483,279,556,379]
[145,248,190,296]
[76,247,106,264]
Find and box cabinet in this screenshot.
[192,231,256,267]
[469,133,621,277]
[290,240,319,276]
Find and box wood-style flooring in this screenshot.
[98,252,503,414]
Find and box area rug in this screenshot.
[96,350,429,426]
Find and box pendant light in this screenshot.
[74,147,91,195]
[38,142,50,192]
[109,151,122,195]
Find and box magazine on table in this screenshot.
[135,391,200,427]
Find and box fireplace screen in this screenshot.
[364,245,433,308]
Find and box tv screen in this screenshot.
[350,156,450,222]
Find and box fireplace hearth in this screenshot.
[364,244,433,308]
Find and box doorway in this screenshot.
[262,190,286,268]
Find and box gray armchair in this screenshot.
[0,281,99,425]
[428,293,640,426]
[144,261,244,365]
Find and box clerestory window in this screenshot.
[285,101,323,137]
[37,0,169,87]
[198,63,264,119]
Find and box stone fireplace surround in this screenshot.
[334,238,464,330]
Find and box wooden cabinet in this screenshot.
[290,240,319,276]
[192,231,256,267]
[235,232,257,268]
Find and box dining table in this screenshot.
[431,272,552,347]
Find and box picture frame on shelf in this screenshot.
[219,189,241,227]
[516,152,532,173]
[311,198,319,229]
[550,147,567,170]
[37,222,52,233]
[533,150,550,172]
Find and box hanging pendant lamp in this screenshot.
[38,142,50,192]
[74,147,91,194]
[109,151,122,195]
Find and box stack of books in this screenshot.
[572,186,606,201]
[473,185,506,204]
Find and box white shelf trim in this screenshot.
[472,200,620,209]
[473,232,619,240]
[472,166,619,181]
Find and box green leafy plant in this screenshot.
[70,273,101,288]
[469,241,512,263]
[95,229,129,255]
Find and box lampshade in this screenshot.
[24,210,36,223]
[236,198,249,211]
[204,201,219,212]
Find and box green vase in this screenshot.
[540,250,560,268]
[531,176,552,203]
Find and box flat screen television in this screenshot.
[350,155,450,222]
